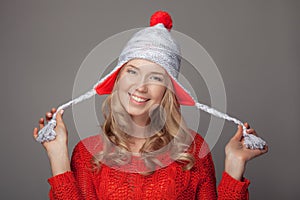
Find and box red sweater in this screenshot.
[48,131,250,199]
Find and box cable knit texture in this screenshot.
[48,130,250,199]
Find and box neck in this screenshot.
[131,114,150,126]
[130,121,147,153]
[129,117,150,138]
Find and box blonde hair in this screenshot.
[92,71,195,174]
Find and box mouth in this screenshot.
[129,93,150,103]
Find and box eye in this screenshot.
[150,75,164,82]
[126,69,137,75]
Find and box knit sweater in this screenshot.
[48,130,250,199]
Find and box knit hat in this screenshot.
[36,11,266,149]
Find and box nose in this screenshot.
[135,83,148,93]
[135,77,148,93]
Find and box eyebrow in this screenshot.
[126,64,139,70]
[126,64,166,76]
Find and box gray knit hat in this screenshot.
[36,11,266,149]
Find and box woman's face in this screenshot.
[117,59,169,126]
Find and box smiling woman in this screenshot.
[95,58,196,175]
[33,10,267,199]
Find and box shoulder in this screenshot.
[72,134,104,159]
[188,129,211,159]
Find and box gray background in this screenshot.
[1,0,299,199]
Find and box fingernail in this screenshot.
[60,110,64,114]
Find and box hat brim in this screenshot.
[94,65,195,106]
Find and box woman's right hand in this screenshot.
[33,108,68,155]
[33,108,71,175]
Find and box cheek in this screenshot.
[115,78,130,102]
[118,76,133,91]
[118,75,136,89]
[151,86,166,102]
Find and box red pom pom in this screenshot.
[150,10,173,31]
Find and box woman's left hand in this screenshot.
[224,123,268,181]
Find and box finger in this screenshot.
[51,107,57,114]
[246,128,255,134]
[33,127,38,139]
[263,145,269,154]
[251,146,268,158]
[233,125,243,140]
[246,129,259,138]
[244,122,250,129]
[39,118,44,129]
[46,112,52,121]
[56,109,64,125]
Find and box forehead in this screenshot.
[125,59,166,74]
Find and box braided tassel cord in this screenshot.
[195,102,267,150]
[36,87,267,150]
[36,89,97,143]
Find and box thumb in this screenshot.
[55,109,65,125]
[233,125,243,140]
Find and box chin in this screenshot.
[127,108,148,118]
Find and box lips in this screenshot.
[129,93,150,103]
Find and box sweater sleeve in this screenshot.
[217,172,250,200]
[193,133,250,200]
[47,140,98,200]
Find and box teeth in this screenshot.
[131,95,147,102]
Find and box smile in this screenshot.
[129,93,150,103]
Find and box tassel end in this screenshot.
[36,119,57,143]
[243,132,267,150]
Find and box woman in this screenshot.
[33,11,267,199]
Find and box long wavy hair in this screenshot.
[92,68,196,174]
